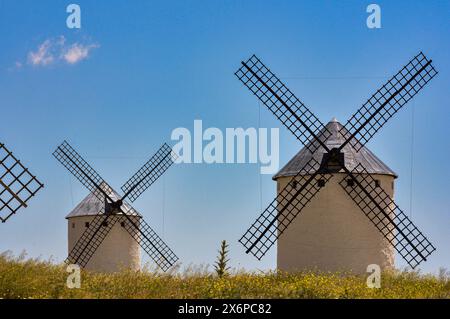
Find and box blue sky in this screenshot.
[0,0,448,273]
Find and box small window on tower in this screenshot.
[374,180,381,188]
[102,221,108,227]
[72,222,75,229]
[347,179,354,187]
[120,222,125,228]
[85,222,90,228]
[317,179,325,187]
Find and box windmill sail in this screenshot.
[235,55,331,153]
[340,52,438,152]
[0,142,43,223]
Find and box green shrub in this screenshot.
[214,240,230,278]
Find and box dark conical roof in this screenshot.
[273,118,397,180]
[66,183,142,219]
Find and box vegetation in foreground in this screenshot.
[0,251,449,299]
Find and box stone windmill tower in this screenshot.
[273,118,396,273]
[66,186,141,272]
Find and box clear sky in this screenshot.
[0,0,448,273]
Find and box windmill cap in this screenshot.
[273,119,397,180]
[66,183,142,219]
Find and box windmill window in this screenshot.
[120,222,125,228]
[72,222,75,229]
[317,179,325,188]
[85,222,90,228]
[102,221,108,227]
[374,180,381,188]
[346,179,355,187]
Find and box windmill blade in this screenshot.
[121,214,179,271]
[66,207,120,267]
[339,164,435,269]
[121,143,176,202]
[235,55,331,153]
[0,142,44,223]
[112,199,178,271]
[339,52,438,152]
[53,141,112,202]
[239,158,331,259]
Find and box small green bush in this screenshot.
[214,240,230,278]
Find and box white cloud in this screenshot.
[27,39,54,66]
[62,43,99,65]
[24,36,98,67]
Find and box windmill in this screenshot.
[53,141,179,271]
[235,52,437,269]
[0,142,43,223]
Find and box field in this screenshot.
[1,251,449,299]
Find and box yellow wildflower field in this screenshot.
[1,252,448,299]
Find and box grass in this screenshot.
[0,251,449,299]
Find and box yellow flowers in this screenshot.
[0,252,449,299]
